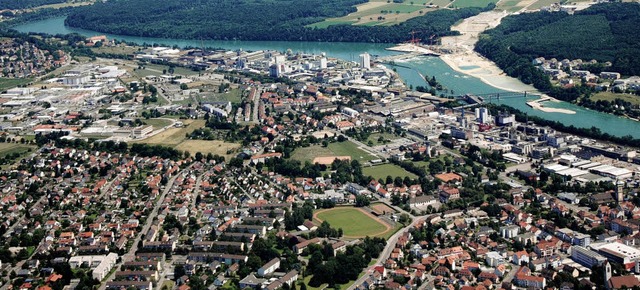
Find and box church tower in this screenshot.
[616,181,624,203]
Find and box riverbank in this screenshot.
[526,97,576,114]
[439,53,537,94]
[386,43,440,56]
[438,10,539,95]
[12,16,640,138]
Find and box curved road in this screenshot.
[347,212,428,290]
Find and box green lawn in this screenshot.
[0,78,33,93]
[359,21,383,26]
[0,143,36,169]
[307,0,435,28]
[314,207,388,237]
[195,88,243,104]
[92,45,139,56]
[527,0,557,10]
[379,3,425,13]
[497,0,525,11]
[291,141,377,163]
[429,0,454,6]
[591,92,640,106]
[144,118,173,128]
[135,63,199,77]
[452,0,497,8]
[366,132,398,146]
[363,163,418,180]
[307,20,356,28]
[302,275,328,290]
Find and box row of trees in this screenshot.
[0,0,66,10]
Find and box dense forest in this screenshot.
[0,0,67,9]
[476,2,640,92]
[64,0,490,42]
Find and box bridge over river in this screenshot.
[451,91,539,109]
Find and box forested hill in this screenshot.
[476,2,640,86]
[63,0,489,43]
[1,0,67,9]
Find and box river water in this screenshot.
[13,17,640,138]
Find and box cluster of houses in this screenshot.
[0,38,67,78]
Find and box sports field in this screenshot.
[314,207,391,238]
[371,203,397,215]
[143,118,174,129]
[291,141,377,163]
[363,163,418,179]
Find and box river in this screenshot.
[13,17,640,138]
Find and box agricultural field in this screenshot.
[0,78,33,93]
[290,141,377,163]
[175,140,240,160]
[132,63,200,78]
[29,1,94,10]
[429,0,455,6]
[590,92,640,106]
[496,0,528,12]
[452,0,497,8]
[363,163,418,179]
[0,143,36,169]
[91,45,139,56]
[308,0,441,28]
[133,119,240,159]
[310,20,357,29]
[526,0,557,10]
[313,207,391,238]
[132,119,203,146]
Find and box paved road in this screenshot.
[347,214,425,290]
[99,164,194,290]
[0,196,48,290]
[251,87,260,123]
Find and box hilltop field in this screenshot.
[308,0,503,28]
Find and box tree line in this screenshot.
[476,3,640,92]
[63,0,491,43]
[0,0,67,10]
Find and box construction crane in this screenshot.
[428,34,437,46]
[408,30,421,45]
[409,31,439,46]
